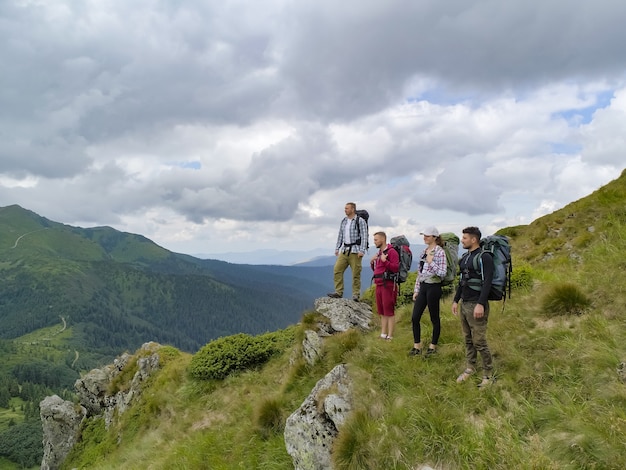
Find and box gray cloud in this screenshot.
[1,0,625,254]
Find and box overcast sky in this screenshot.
[1,0,625,259]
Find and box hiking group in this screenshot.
[328,202,511,388]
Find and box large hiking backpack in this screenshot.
[439,232,460,286]
[355,209,369,250]
[388,235,413,283]
[464,235,512,301]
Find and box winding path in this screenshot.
[11,228,48,248]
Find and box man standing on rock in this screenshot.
[371,231,399,340]
[328,202,368,301]
[452,226,495,388]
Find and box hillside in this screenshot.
[27,169,626,469]
[0,205,335,356]
[0,205,342,467]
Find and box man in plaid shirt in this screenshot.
[328,202,368,301]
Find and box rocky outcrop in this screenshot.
[39,342,164,470]
[284,364,353,470]
[285,299,373,468]
[40,395,86,470]
[300,298,373,367]
[302,329,324,366]
[75,341,161,428]
[313,298,373,333]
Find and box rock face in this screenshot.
[302,329,324,366]
[285,298,372,468]
[284,364,353,470]
[39,342,164,470]
[313,298,373,333]
[301,298,373,368]
[40,395,86,470]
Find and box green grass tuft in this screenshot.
[541,283,591,316]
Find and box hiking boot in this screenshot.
[408,347,421,356]
[327,292,341,298]
[478,376,494,388]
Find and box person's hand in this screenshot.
[358,252,364,258]
[380,252,387,262]
[474,303,485,319]
[452,302,458,316]
[412,292,418,302]
[334,250,339,256]
[426,249,435,264]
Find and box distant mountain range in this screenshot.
[196,248,331,266]
[0,205,337,364]
[0,204,428,370]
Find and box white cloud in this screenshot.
[1,0,625,257]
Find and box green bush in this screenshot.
[189,333,281,381]
[541,283,591,316]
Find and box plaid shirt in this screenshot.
[335,216,368,254]
[414,245,447,294]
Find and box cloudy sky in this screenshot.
[1,0,625,260]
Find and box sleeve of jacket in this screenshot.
[357,216,368,253]
[478,252,495,306]
[386,245,400,273]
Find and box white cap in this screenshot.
[420,226,439,236]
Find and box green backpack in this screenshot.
[439,232,460,286]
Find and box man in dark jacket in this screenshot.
[452,226,494,387]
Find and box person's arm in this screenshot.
[385,246,400,273]
[423,246,447,279]
[358,217,368,254]
[477,252,494,306]
[335,218,345,253]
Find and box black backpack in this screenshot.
[355,209,369,250]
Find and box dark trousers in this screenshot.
[411,282,442,345]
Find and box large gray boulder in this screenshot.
[40,395,86,470]
[313,298,373,332]
[284,364,353,470]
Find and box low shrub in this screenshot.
[254,397,284,439]
[189,333,281,381]
[541,283,590,316]
[511,264,533,290]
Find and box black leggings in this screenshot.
[411,282,442,345]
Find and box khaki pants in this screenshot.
[333,251,362,297]
[460,300,493,374]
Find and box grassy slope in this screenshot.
[55,170,626,468]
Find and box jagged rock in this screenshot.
[40,342,164,469]
[313,298,373,332]
[302,329,324,365]
[73,342,162,428]
[40,395,86,470]
[284,364,353,470]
